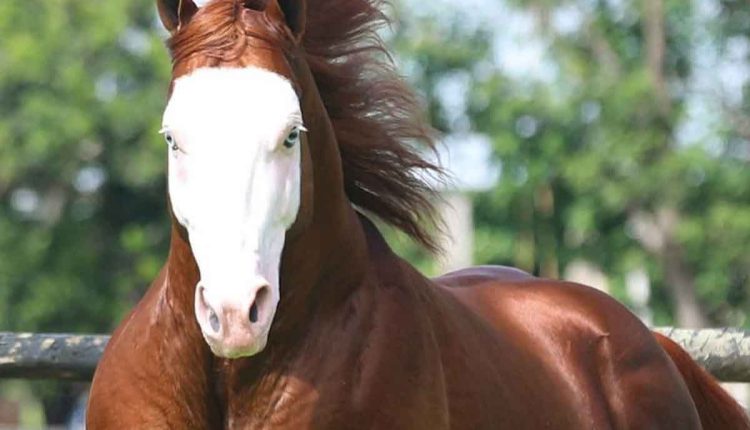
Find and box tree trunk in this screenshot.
[535,184,558,278]
[629,208,710,328]
[663,240,711,328]
[41,384,79,426]
[643,0,671,118]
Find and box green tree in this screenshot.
[390,0,749,329]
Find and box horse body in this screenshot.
[345,221,700,430]
[88,0,749,428]
[89,216,729,429]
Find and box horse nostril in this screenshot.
[199,286,221,334]
[208,308,221,333]
[249,286,270,324]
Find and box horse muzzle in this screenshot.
[194,279,277,358]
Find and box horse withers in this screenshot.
[87,0,750,428]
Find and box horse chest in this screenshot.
[216,297,451,429]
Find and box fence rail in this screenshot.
[654,327,750,383]
[1,328,749,382]
[0,333,108,381]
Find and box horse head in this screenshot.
[156,0,312,359]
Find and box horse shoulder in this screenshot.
[88,267,221,429]
[343,263,451,429]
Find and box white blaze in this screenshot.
[162,67,302,356]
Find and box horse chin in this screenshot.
[200,328,270,359]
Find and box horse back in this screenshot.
[426,265,702,429]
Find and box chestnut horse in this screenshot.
[87,0,750,428]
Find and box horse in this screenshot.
[86,0,750,428]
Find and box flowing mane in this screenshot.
[167,0,443,250]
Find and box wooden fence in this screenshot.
[0,328,749,382]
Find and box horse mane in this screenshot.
[167,0,444,251]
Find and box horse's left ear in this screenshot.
[276,0,306,38]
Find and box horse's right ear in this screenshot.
[157,0,199,33]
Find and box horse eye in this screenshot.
[164,131,179,151]
[283,128,301,149]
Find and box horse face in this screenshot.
[162,67,303,358]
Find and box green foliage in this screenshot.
[389,0,749,327]
[0,0,171,334]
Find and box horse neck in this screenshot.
[162,223,207,341]
[269,51,371,341]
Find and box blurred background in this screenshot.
[0,0,748,427]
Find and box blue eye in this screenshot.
[164,131,179,151]
[284,127,302,149]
